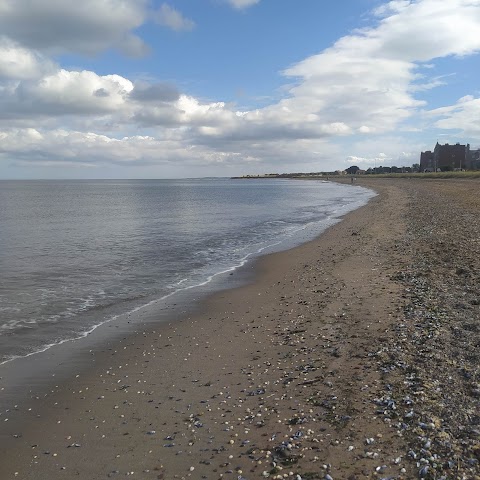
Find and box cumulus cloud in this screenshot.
[266,0,480,141]
[0,70,134,120]
[3,0,480,176]
[280,33,414,135]
[0,128,252,169]
[131,95,236,129]
[0,37,57,80]
[0,127,344,177]
[7,0,477,140]
[130,82,180,103]
[0,128,156,165]
[371,0,480,61]
[154,3,195,31]
[0,0,148,56]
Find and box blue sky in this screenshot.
[1,0,480,179]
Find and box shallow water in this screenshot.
[0,178,375,363]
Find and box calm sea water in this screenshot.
[0,178,375,364]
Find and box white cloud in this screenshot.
[3,0,480,176]
[263,0,480,141]
[345,135,424,169]
[154,3,195,31]
[130,82,180,102]
[280,32,416,135]
[0,0,148,56]
[0,128,255,169]
[0,37,57,80]
[225,0,261,9]
[429,95,480,136]
[0,70,134,120]
[345,152,415,168]
[409,73,451,93]
[346,155,374,165]
[347,152,395,166]
[371,0,480,61]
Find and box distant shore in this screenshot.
[1,178,479,479]
[232,170,480,180]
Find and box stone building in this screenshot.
[420,143,470,171]
[469,148,480,170]
[419,150,434,171]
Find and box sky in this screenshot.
[1,0,480,179]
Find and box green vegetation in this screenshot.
[233,167,480,180]
[364,171,480,179]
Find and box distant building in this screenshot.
[420,150,434,172]
[469,148,480,170]
[420,143,470,172]
[434,142,469,171]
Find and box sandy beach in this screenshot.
[1,177,479,480]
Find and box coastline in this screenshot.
[0,178,372,368]
[0,180,372,414]
[1,178,479,479]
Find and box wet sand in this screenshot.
[1,178,479,479]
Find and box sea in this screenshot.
[0,178,376,365]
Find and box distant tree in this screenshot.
[345,165,360,174]
[411,163,420,172]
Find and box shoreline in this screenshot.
[1,178,479,479]
[0,180,372,411]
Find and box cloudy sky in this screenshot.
[1,0,480,179]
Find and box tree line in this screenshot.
[346,164,420,175]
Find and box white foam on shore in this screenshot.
[0,184,376,367]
